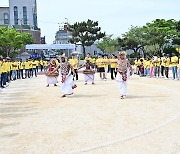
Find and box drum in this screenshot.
[83,70,95,75]
[45,72,59,77]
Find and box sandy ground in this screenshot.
[0,73,180,154]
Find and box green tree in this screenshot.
[97,35,119,54]
[68,19,105,58]
[0,27,34,57]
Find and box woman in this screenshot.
[50,55,77,98]
[46,59,58,87]
[80,58,95,85]
[116,52,133,99]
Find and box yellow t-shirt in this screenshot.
[43,61,48,67]
[154,58,161,67]
[35,60,39,67]
[32,61,37,69]
[96,58,104,68]
[24,61,30,69]
[145,60,151,69]
[2,62,9,73]
[19,62,24,70]
[110,59,117,68]
[40,60,43,65]
[161,57,165,67]
[165,58,170,67]
[0,61,3,74]
[171,56,179,67]
[69,58,79,69]
[103,58,109,68]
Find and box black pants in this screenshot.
[20,69,24,79]
[73,69,78,80]
[17,70,20,79]
[40,65,43,72]
[165,67,169,78]
[110,68,117,80]
[161,66,165,77]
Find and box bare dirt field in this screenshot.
[0,74,180,154]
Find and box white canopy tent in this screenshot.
[26,44,76,50]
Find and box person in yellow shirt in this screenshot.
[160,53,166,78]
[11,60,17,80]
[154,55,161,78]
[164,54,171,79]
[178,55,180,80]
[32,59,37,77]
[29,59,33,77]
[134,58,140,75]
[69,55,79,80]
[110,54,117,80]
[144,58,151,77]
[43,60,48,72]
[40,59,44,72]
[19,60,24,79]
[171,53,179,80]
[103,55,109,80]
[24,59,30,78]
[1,59,9,87]
[0,56,4,88]
[35,60,39,73]
[96,55,106,80]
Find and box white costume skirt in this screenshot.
[84,74,94,83]
[116,70,130,96]
[61,75,74,95]
[47,77,57,85]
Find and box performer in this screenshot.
[69,54,79,80]
[116,52,133,99]
[79,58,95,85]
[46,59,58,87]
[50,55,77,98]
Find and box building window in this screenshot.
[4,13,9,25]
[14,6,18,25]
[33,13,37,27]
[23,6,27,25]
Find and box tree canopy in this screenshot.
[0,27,34,57]
[68,19,105,58]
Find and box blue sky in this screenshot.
[1,0,180,43]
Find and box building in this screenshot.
[0,0,41,44]
[54,24,71,44]
[0,7,9,25]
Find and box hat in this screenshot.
[60,53,66,59]
[119,51,126,56]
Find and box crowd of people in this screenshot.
[134,53,180,80]
[1,52,179,99]
[0,56,48,89]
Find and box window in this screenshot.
[4,13,9,25]
[23,6,27,25]
[14,6,18,25]
[33,13,37,27]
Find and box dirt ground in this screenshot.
[0,74,180,154]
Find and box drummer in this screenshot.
[46,59,58,87]
[80,57,95,85]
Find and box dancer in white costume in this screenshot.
[116,52,133,99]
[50,55,77,98]
[46,59,58,87]
[79,58,95,85]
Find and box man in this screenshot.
[116,52,133,99]
[110,55,117,80]
[144,58,151,77]
[171,53,179,80]
[19,60,24,79]
[11,60,17,81]
[103,55,109,80]
[164,54,170,79]
[1,58,8,87]
[50,55,77,98]
[96,55,105,80]
[24,59,30,78]
[32,60,37,77]
[160,53,166,78]
[0,56,5,88]
[154,55,161,79]
[69,54,79,80]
